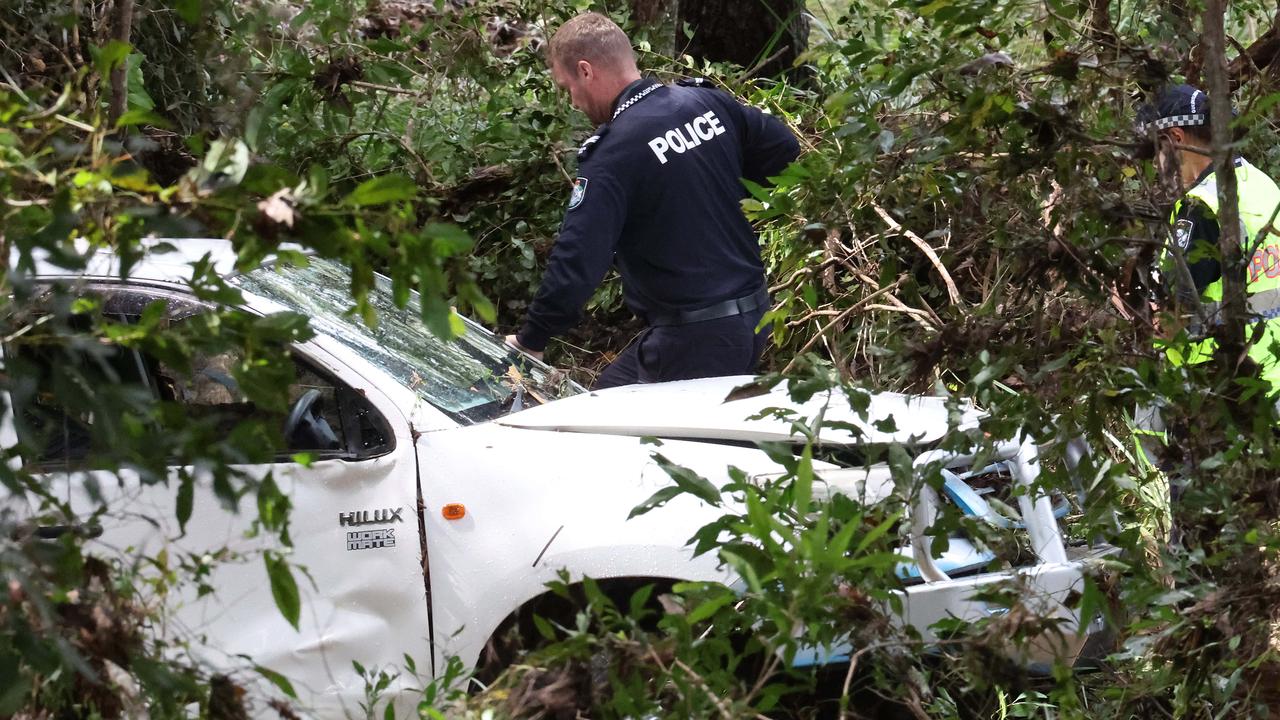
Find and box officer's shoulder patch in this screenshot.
[568,177,588,210]
[1174,218,1194,250]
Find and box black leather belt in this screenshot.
[647,288,770,327]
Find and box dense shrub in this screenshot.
[3,0,1280,717]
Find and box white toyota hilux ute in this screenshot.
[1,239,1115,718]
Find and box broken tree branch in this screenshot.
[1229,11,1280,89]
[872,203,963,306]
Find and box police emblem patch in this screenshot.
[568,177,588,210]
[1174,219,1194,250]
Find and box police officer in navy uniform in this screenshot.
[504,12,800,388]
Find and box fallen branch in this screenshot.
[55,114,95,133]
[871,203,962,306]
[653,650,736,720]
[853,270,939,332]
[350,79,424,97]
[1228,11,1280,89]
[787,278,904,327]
[863,303,937,319]
[547,145,574,185]
[782,282,912,373]
[769,255,846,294]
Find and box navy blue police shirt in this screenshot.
[516,77,800,352]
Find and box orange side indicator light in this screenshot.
[442,504,466,521]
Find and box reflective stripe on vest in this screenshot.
[1192,287,1280,326]
[1250,286,1280,319]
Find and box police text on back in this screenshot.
[647,111,726,165]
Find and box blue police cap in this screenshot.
[1136,84,1216,133]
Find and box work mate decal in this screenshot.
[569,177,588,210]
[347,528,396,551]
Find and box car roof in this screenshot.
[16,237,303,287]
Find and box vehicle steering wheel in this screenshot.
[283,389,341,450]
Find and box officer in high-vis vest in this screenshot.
[1137,84,1280,393]
[1131,85,1280,532]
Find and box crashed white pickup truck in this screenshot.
[1,239,1114,718]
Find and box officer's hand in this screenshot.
[504,334,544,362]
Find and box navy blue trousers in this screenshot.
[593,312,768,390]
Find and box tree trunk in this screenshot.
[108,0,135,125]
[676,0,808,79]
[629,0,672,25]
[1202,0,1245,364]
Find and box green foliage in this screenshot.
[4,0,1280,717]
[0,2,491,712]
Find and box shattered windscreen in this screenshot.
[231,257,580,423]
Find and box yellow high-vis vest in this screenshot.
[1161,158,1280,394]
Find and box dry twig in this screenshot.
[783,281,907,373]
[872,203,962,307]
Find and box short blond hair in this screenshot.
[547,13,635,71]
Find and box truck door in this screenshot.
[1,284,432,717]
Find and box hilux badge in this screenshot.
[338,508,403,526]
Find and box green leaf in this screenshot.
[917,0,952,17]
[257,473,292,545]
[628,485,683,519]
[532,613,557,641]
[425,222,473,255]
[94,40,133,74]
[254,665,298,699]
[720,549,763,594]
[115,109,172,129]
[0,648,25,714]
[824,514,862,564]
[845,550,913,571]
[124,54,154,111]
[447,311,466,337]
[174,0,202,24]
[345,174,418,206]
[265,552,301,630]
[794,444,813,513]
[197,139,251,189]
[628,584,655,618]
[653,453,722,507]
[175,473,193,536]
[853,510,903,556]
[1077,575,1108,631]
[686,588,737,624]
[246,80,298,153]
